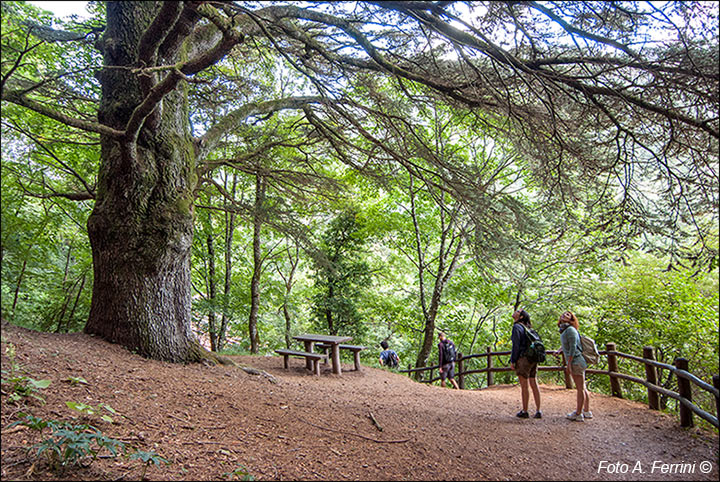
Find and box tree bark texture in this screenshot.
[84,2,200,362]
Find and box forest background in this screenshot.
[1,1,718,422]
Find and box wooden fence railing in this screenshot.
[399,343,719,429]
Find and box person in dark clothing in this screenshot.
[379,340,400,368]
[510,309,542,419]
[438,332,460,389]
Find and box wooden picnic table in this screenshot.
[293,334,352,375]
[315,343,367,371]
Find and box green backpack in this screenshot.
[523,326,546,364]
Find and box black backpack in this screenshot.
[522,325,546,363]
[388,351,399,368]
[441,340,456,364]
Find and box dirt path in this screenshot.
[1,323,718,481]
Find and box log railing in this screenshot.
[399,343,719,429]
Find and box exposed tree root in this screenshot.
[191,341,277,383]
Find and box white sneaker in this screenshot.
[566,411,584,422]
[583,411,593,419]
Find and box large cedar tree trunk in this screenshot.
[84,2,202,363]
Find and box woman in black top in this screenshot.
[510,309,542,418]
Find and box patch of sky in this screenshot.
[29,1,91,22]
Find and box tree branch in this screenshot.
[1,90,123,138]
[197,96,325,160]
[137,2,184,68]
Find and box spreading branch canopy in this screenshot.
[3,1,718,259]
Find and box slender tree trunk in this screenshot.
[207,233,218,352]
[282,245,298,349]
[11,259,27,319]
[326,282,335,335]
[218,172,237,351]
[283,304,292,348]
[84,2,203,363]
[65,272,87,333]
[55,286,74,333]
[248,175,265,353]
[416,286,442,367]
[55,245,73,333]
[273,243,299,349]
[413,203,465,369]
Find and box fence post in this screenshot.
[562,352,573,389]
[713,375,719,421]
[606,342,623,398]
[674,357,693,428]
[643,346,659,410]
[457,352,465,390]
[407,364,411,377]
[486,347,494,387]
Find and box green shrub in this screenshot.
[9,413,125,472]
[1,342,51,404]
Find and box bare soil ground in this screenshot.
[1,322,718,481]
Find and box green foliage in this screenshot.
[222,465,256,481]
[1,342,51,404]
[9,412,171,476]
[311,209,372,338]
[1,0,96,332]
[591,253,719,415]
[0,1,716,435]
[595,254,718,367]
[9,413,126,473]
[66,400,118,424]
[64,376,88,385]
[129,450,171,480]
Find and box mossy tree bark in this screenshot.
[84,2,202,363]
[78,3,317,362]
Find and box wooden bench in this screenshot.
[315,343,367,371]
[275,349,328,376]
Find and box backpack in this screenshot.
[385,350,399,368]
[580,335,600,365]
[441,340,456,364]
[522,325,546,364]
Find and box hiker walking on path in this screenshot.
[558,311,592,422]
[438,332,460,389]
[379,340,400,368]
[510,309,542,419]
